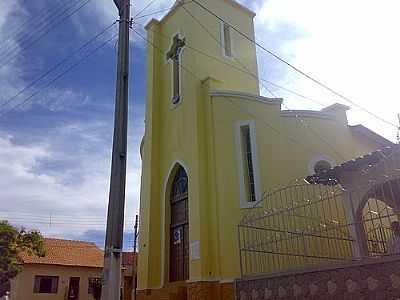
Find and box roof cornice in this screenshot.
[209,90,282,105]
[145,0,256,29]
[281,110,336,120]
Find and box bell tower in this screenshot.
[137,0,258,298]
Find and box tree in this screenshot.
[0,221,45,297]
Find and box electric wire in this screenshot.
[134,0,158,19]
[180,5,277,100]
[0,0,94,70]
[134,1,193,20]
[132,28,348,160]
[135,20,329,108]
[151,3,387,157]
[177,4,391,157]
[0,211,137,221]
[132,28,202,82]
[189,0,398,129]
[134,7,173,20]
[0,33,118,118]
[0,0,92,62]
[134,21,346,160]
[179,4,331,111]
[0,21,118,113]
[0,0,84,49]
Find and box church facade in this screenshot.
[136,1,391,299]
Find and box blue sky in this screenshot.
[0,0,399,250]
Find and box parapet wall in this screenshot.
[235,256,400,300]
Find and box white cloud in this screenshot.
[0,126,142,240]
[254,0,400,141]
[0,1,26,106]
[0,1,142,242]
[131,0,399,141]
[2,0,398,243]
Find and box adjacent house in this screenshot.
[10,238,135,300]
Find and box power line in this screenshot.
[0,0,82,49]
[134,1,193,20]
[132,28,347,160]
[0,33,118,118]
[132,28,202,81]
[179,4,347,159]
[0,212,137,222]
[180,4,280,99]
[134,0,158,18]
[5,219,135,228]
[0,0,92,61]
[136,20,327,108]
[0,0,94,70]
[0,21,117,113]
[134,7,173,20]
[189,0,398,129]
[178,4,331,110]
[135,21,347,160]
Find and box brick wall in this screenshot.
[236,256,400,300]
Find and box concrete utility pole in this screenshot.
[132,215,139,300]
[101,0,130,299]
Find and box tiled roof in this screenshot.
[20,238,104,268]
[306,145,400,185]
[350,125,395,147]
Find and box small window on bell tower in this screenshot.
[166,34,186,105]
[221,21,233,58]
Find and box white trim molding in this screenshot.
[235,120,262,209]
[281,110,336,120]
[210,90,282,105]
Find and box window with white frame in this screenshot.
[236,121,261,207]
[221,21,233,57]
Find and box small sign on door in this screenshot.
[173,228,181,245]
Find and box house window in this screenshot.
[221,22,233,57]
[166,34,186,105]
[236,121,260,207]
[33,276,59,294]
[88,278,102,294]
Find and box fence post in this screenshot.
[238,225,244,278]
[345,190,368,258]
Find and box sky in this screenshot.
[0,0,399,250]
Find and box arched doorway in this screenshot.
[359,178,400,256]
[363,198,397,255]
[169,166,189,282]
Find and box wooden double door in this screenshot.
[169,166,189,282]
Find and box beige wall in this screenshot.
[11,264,102,300]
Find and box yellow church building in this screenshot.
[136,0,392,299]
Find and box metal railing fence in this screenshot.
[238,179,400,277]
